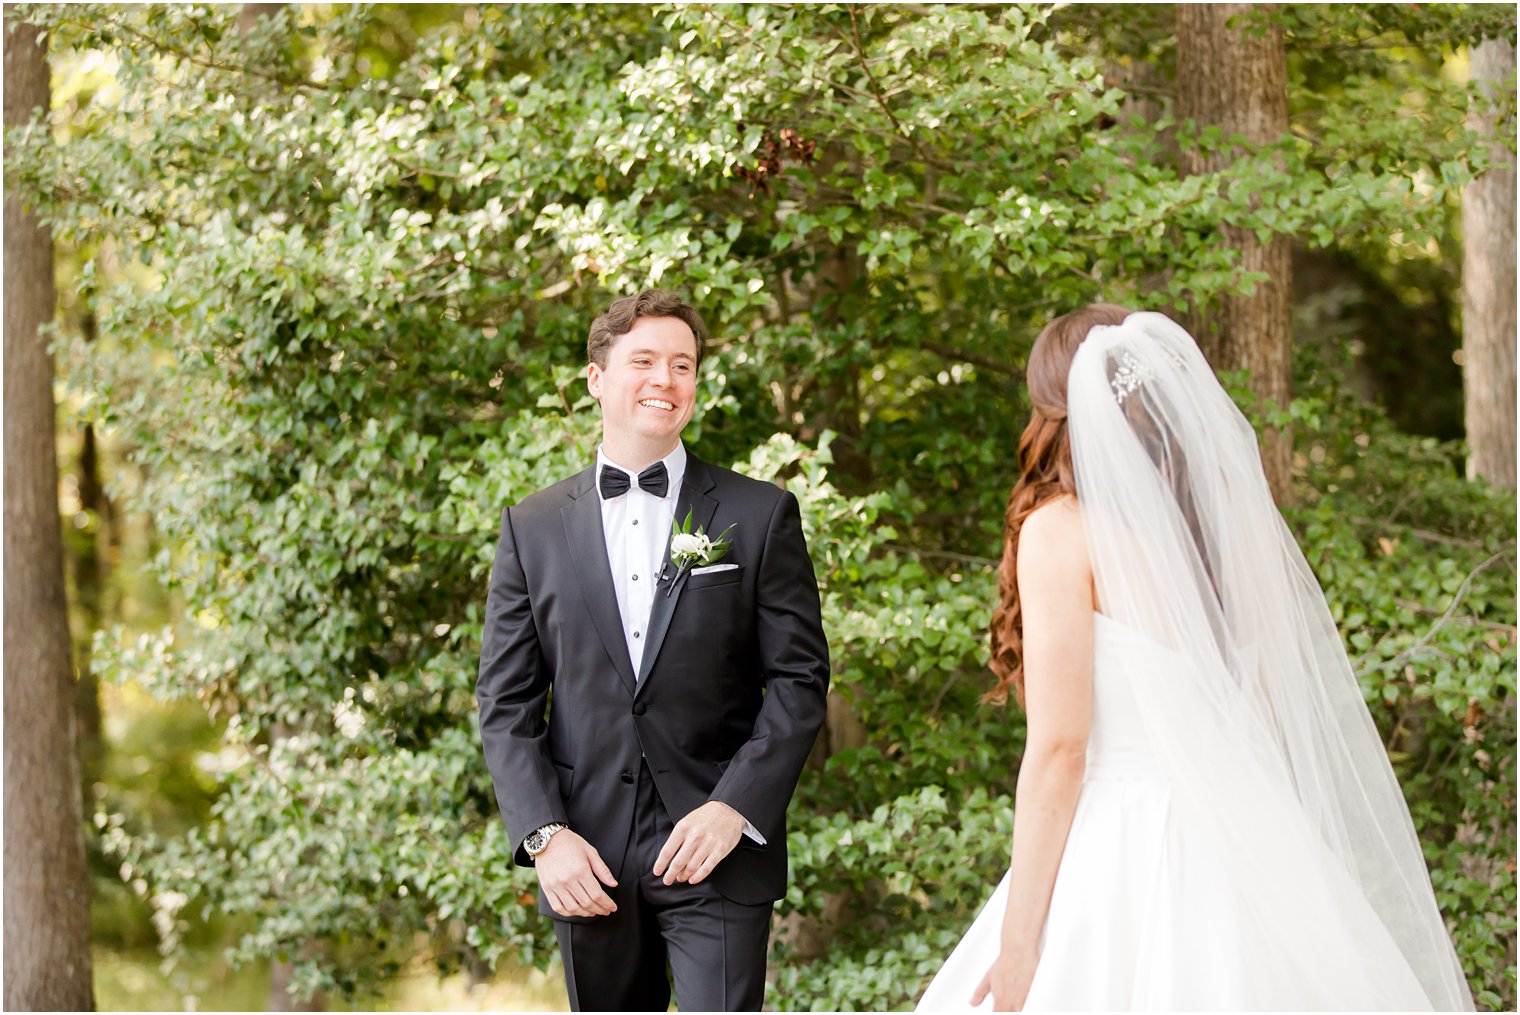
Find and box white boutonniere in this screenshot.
[665,510,736,596]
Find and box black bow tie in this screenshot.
[599,461,669,500]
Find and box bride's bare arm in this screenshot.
[973,496,1094,1011]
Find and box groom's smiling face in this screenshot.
[587,315,699,452]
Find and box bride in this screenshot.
[916,306,1473,1011]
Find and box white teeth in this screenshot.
[640,399,674,410]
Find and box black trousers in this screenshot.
[552,763,773,1012]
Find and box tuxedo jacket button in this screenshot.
[632,702,647,716]
[620,771,634,784]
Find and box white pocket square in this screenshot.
[690,563,739,575]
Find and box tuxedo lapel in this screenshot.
[636,456,719,690]
[561,468,638,696]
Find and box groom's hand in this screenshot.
[654,800,747,886]
[535,830,619,918]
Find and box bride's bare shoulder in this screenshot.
[1018,495,1090,573]
[1021,494,1084,539]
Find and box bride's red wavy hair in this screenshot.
[986,303,1132,707]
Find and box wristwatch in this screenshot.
[524,822,568,857]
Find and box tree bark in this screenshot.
[1462,38,1517,490]
[3,8,97,1011]
[1175,3,1294,504]
[73,313,108,811]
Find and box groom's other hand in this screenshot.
[536,831,619,918]
[653,800,747,886]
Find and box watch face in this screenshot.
[526,830,546,853]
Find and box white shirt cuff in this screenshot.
[742,820,766,845]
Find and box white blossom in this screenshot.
[671,532,711,558]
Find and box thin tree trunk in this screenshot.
[1176,3,1294,504]
[3,8,96,1010]
[1462,38,1517,490]
[74,313,108,810]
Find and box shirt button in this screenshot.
[632,573,639,581]
[633,631,641,639]
[632,519,639,525]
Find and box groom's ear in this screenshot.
[586,361,603,401]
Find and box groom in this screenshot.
[476,290,830,1011]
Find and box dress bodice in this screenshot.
[1086,612,1165,780]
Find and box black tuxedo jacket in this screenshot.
[476,452,830,910]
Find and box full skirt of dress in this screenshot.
[915,613,1439,1012]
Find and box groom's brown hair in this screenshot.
[587,289,709,367]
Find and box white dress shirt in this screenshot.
[597,442,686,677]
[596,442,764,844]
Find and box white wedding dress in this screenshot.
[917,312,1471,1012]
[917,612,1434,1011]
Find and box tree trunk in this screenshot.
[1462,38,1517,490]
[73,313,108,811]
[3,9,97,1011]
[1175,3,1294,504]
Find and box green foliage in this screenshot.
[773,786,1015,1011]
[7,2,1514,1009]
